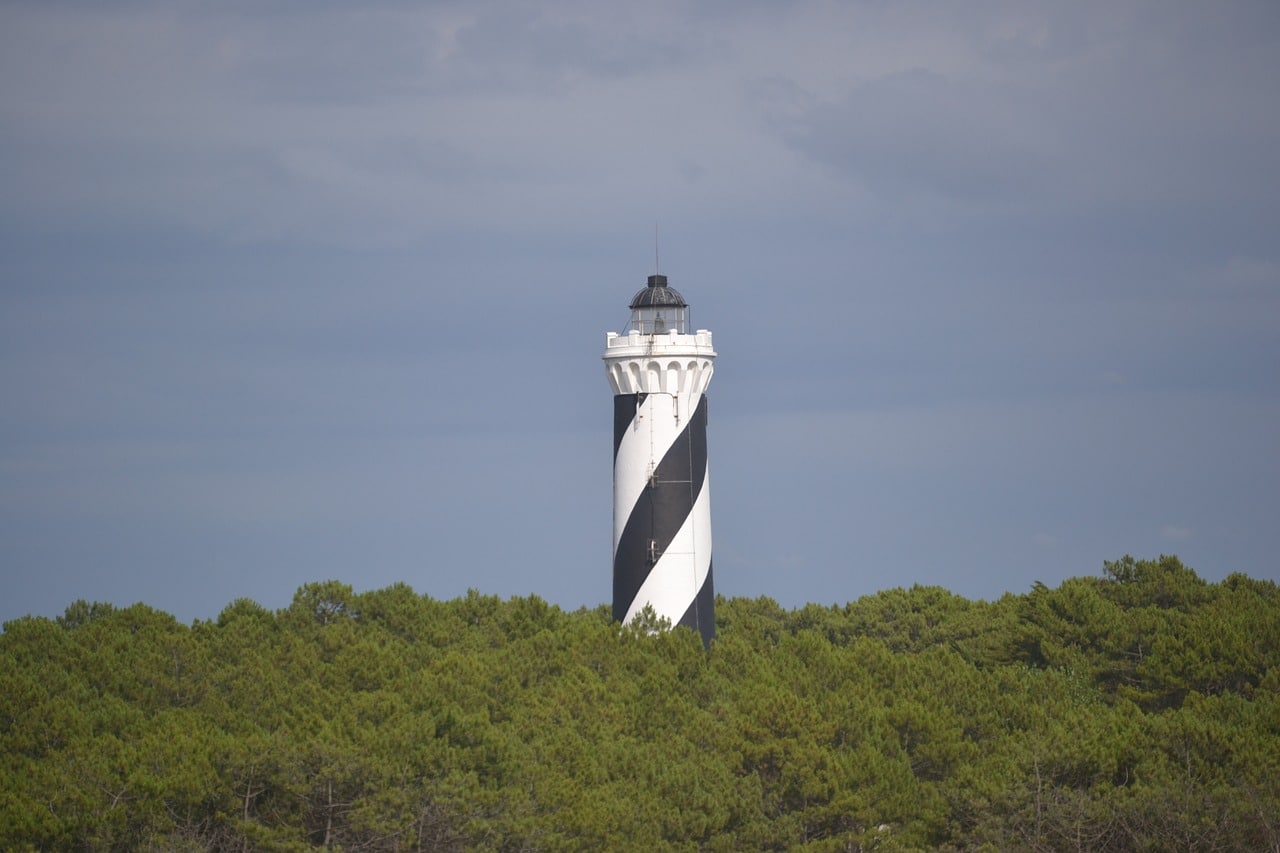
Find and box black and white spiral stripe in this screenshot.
[612,390,714,646]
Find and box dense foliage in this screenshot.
[3,556,1278,851]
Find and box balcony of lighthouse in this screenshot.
[604,329,716,396]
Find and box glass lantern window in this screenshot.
[629,305,688,335]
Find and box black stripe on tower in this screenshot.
[679,561,715,647]
[612,394,711,637]
[613,393,646,464]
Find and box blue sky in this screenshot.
[2,0,1278,625]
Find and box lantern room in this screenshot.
[627,274,689,335]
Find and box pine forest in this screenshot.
[3,555,1279,851]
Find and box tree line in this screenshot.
[2,555,1278,850]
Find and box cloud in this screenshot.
[448,7,697,90]
[2,0,1279,623]
[1,2,773,245]
[779,67,1053,205]
[1213,256,1280,294]
[762,3,1280,214]
[7,1,1273,249]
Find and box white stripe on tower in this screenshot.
[611,392,665,556]
[623,456,712,624]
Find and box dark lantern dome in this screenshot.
[626,274,690,335]
[629,274,687,309]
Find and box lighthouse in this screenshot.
[604,273,717,646]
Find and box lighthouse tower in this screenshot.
[604,274,717,646]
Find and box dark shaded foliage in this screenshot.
[2,556,1277,851]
